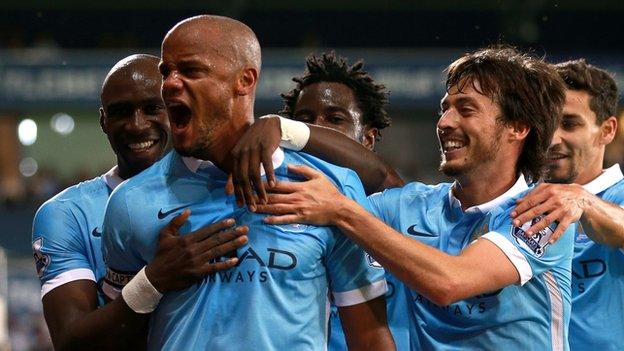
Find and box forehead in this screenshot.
[101,70,161,105]
[297,82,358,108]
[161,27,230,63]
[563,89,597,125]
[564,90,592,112]
[441,80,496,107]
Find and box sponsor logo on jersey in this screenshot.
[511,216,553,257]
[204,246,299,284]
[32,237,50,278]
[366,253,383,269]
[157,204,190,219]
[406,225,437,237]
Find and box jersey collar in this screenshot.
[103,166,124,191]
[182,147,285,176]
[449,174,529,214]
[582,163,623,195]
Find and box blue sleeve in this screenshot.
[484,205,575,280]
[367,187,402,224]
[32,200,95,289]
[101,188,145,299]
[326,170,387,307]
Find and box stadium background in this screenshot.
[1,1,623,349]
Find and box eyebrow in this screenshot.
[440,95,479,108]
[562,113,583,120]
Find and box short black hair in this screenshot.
[555,59,619,124]
[281,52,391,136]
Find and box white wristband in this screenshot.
[121,267,163,314]
[278,116,310,151]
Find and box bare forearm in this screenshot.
[46,297,147,351]
[304,125,403,194]
[332,199,483,305]
[581,198,624,248]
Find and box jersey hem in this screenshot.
[332,279,387,307]
[482,232,533,285]
[41,268,96,298]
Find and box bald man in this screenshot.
[32,54,247,350]
[102,16,394,350]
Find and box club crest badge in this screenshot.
[32,237,50,278]
[366,253,383,269]
[511,216,554,258]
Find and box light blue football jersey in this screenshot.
[102,149,387,351]
[32,167,123,303]
[569,164,624,351]
[368,175,574,351]
[328,213,411,351]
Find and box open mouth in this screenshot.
[167,102,192,131]
[126,139,159,153]
[442,139,467,153]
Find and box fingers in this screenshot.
[263,214,301,225]
[265,193,297,204]
[249,149,267,205]
[187,218,236,242]
[255,203,296,215]
[268,181,302,194]
[262,149,277,188]
[548,218,573,244]
[512,188,550,218]
[162,209,191,236]
[513,200,553,227]
[523,208,561,236]
[225,174,235,195]
[287,164,321,180]
[234,150,256,210]
[197,226,249,261]
[198,257,240,275]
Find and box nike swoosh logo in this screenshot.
[91,228,102,237]
[158,204,189,219]
[406,225,437,237]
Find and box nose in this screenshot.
[128,109,150,132]
[437,109,458,133]
[551,127,563,146]
[162,70,182,95]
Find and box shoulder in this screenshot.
[374,181,450,203]
[108,152,175,207]
[601,178,624,205]
[281,150,358,187]
[35,176,107,220]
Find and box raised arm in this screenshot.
[230,115,403,209]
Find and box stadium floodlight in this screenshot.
[17,119,37,146]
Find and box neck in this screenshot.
[197,109,254,173]
[453,160,519,210]
[576,154,605,185]
[116,161,131,180]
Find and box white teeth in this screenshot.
[443,140,465,150]
[128,140,155,150]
